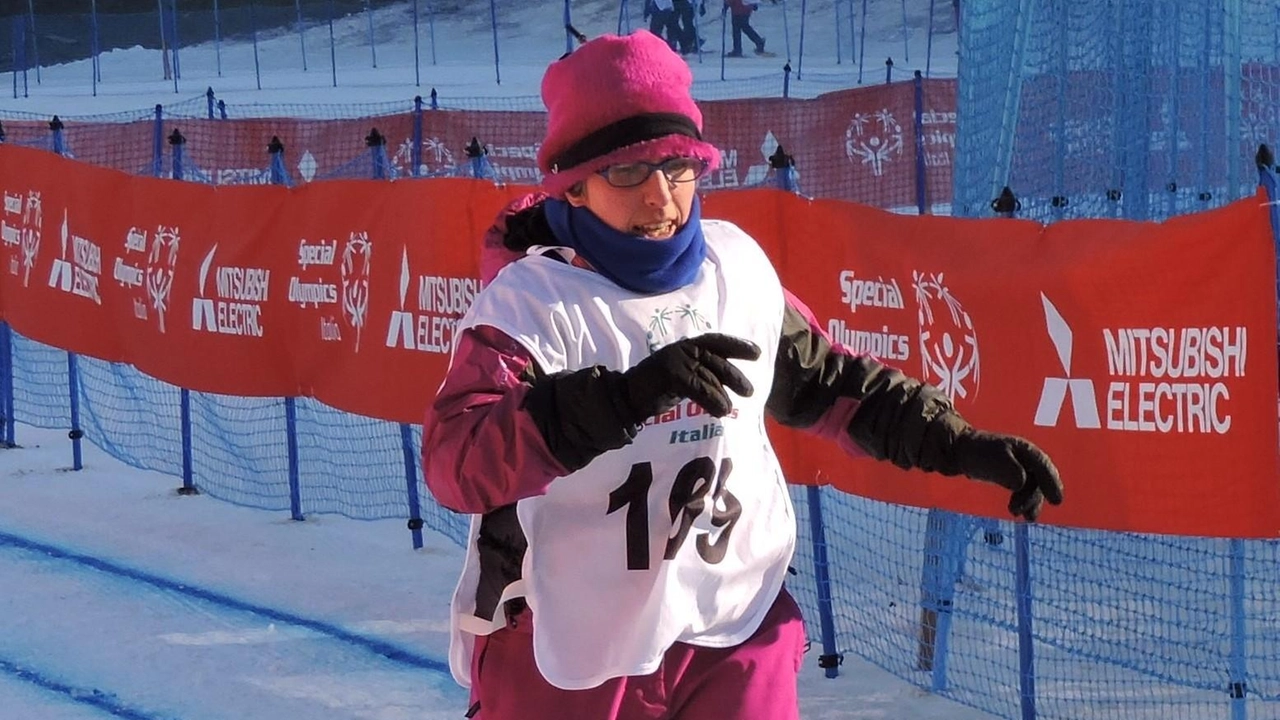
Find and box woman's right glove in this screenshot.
[620,334,759,422]
[523,333,760,473]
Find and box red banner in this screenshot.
[2,144,1276,537]
[1,79,954,210]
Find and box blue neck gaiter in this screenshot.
[543,195,706,295]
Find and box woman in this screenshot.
[422,30,1062,720]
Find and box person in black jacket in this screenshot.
[423,30,1062,720]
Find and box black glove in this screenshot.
[952,430,1063,522]
[699,2,707,15]
[622,333,760,422]
[523,334,759,473]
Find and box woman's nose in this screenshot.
[640,170,675,206]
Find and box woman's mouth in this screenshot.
[633,220,677,239]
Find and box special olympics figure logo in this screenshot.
[147,226,180,333]
[845,110,904,177]
[341,231,372,351]
[914,271,979,403]
[20,191,42,287]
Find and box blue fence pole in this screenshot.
[152,105,164,176]
[847,0,855,65]
[400,423,425,550]
[0,322,12,447]
[295,0,308,71]
[917,510,973,691]
[364,0,378,67]
[429,2,437,65]
[718,5,726,80]
[1224,0,1243,201]
[11,17,18,100]
[170,0,181,82]
[1257,147,1280,426]
[214,0,222,76]
[1014,523,1037,720]
[169,129,185,180]
[1051,0,1067,221]
[1197,2,1211,204]
[489,0,501,84]
[26,0,39,84]
[251,0,262,90]
[412,96,424,178]
[49,116,64,156]
[797,0,807,80]
[157,0,168,84]
[178,389,196,494]
[412,0,420,86]
[857,0,867,83]
[783,62,791,98]
[835,0,842,64]
[564,0,573,55]
[1228,538,1248,720]
[913,70,927,214]
[885,56,893,84]
[781,0,792,62]
[328,0,338,87]
[67,353,83,471]
[90,0,100,94]
[284,398,303,521]
[805,485,841,679]
[900,0,909,62]
[1164,2,1181,219]
[925,0,935,77]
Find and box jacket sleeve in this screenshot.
[421,325,569,515]
[766,289,970,475]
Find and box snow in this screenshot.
[0,2,986,718]
[5,0,958,116]
[0,425,993,719]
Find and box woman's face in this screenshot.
[566,158,698,240]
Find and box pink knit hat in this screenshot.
[537,31,722,198]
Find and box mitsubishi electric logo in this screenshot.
[48,209,103,305]
[385,247,482,354]
[1033,294,1101,429]
[191,245,269,337]
[1032,293,1245,434]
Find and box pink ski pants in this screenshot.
[469,588,806,720]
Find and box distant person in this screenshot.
[723,0,771,57]
[673,0,703,54]
[423,29,1062,720]
[645,0,681,51]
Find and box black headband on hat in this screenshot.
[549,112,702,172]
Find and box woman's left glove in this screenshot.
[952,430,1063,522]
[844,360,1062,522]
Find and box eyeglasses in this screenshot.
[597,157,710,188]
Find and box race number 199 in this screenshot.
[606,457,742,571]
